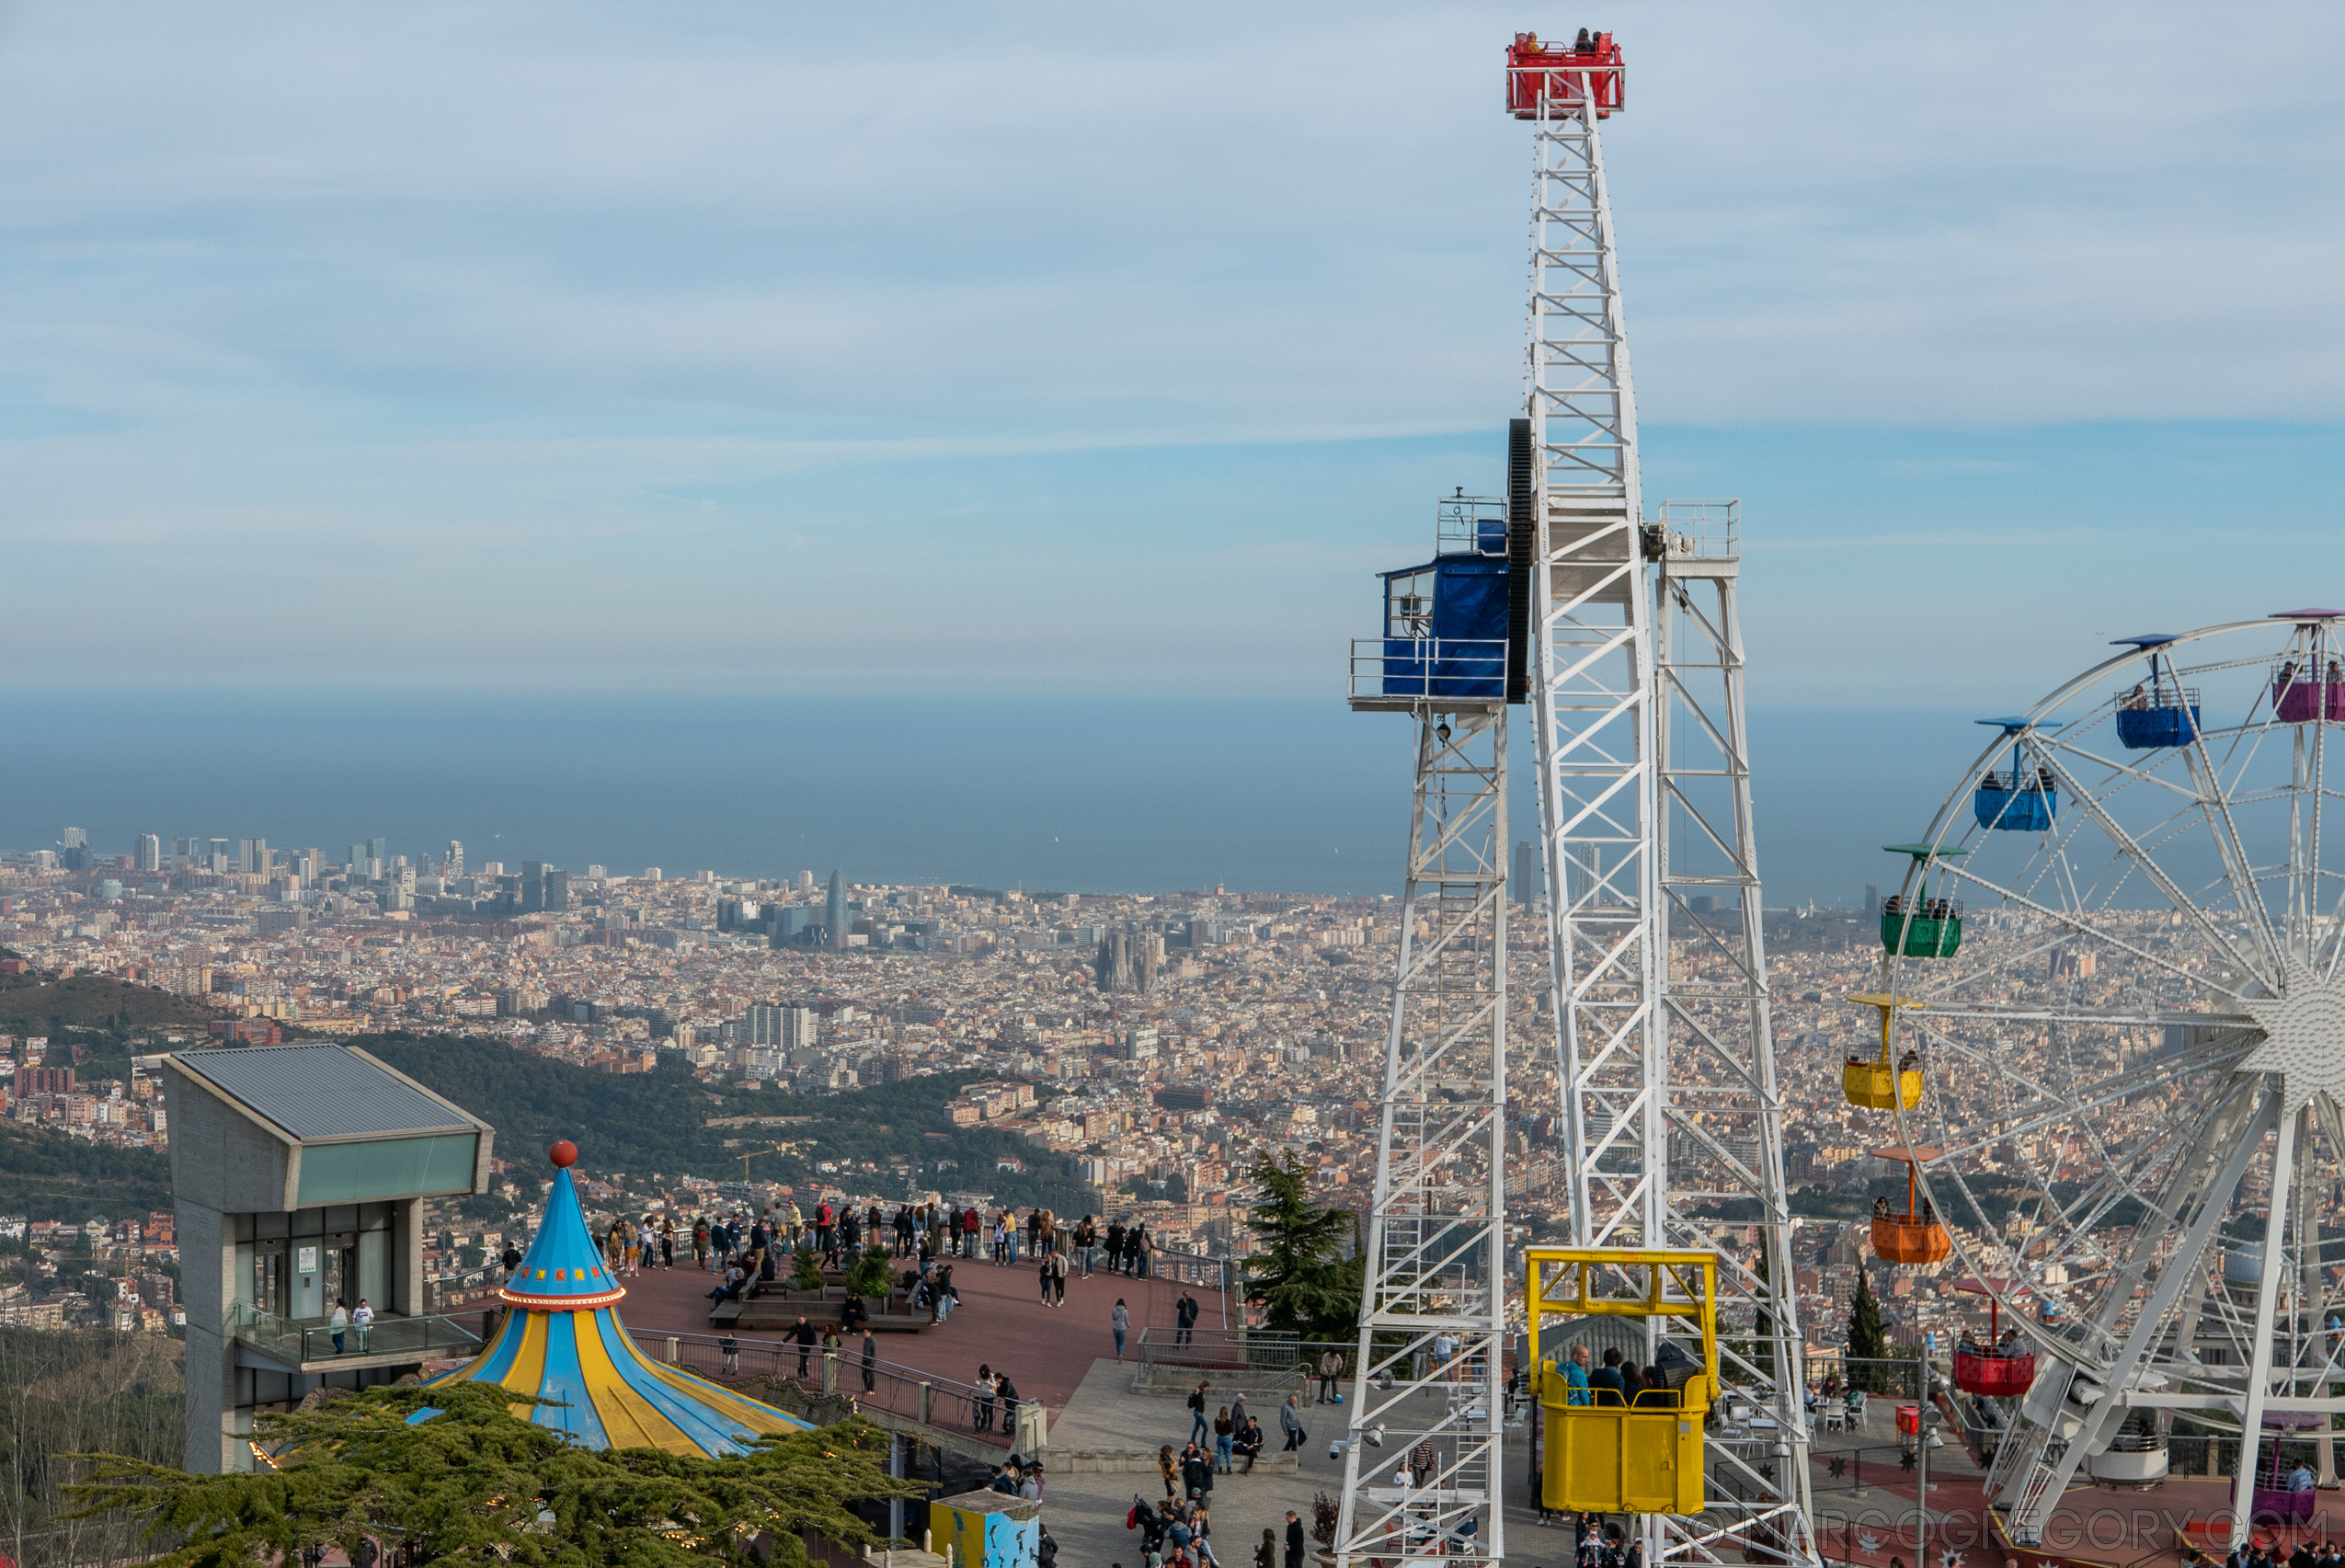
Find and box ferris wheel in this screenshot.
[1860,610,2345,1549]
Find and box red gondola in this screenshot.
[1950,1277,2037,1398]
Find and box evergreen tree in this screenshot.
[1846,1266,1892,1392]
[66,1381,916,1568]
[1240,1150,1361,1341]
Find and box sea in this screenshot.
[0,688,1990,907]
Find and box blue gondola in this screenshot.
[2109,635,2201,749]
[1972,718,2058,831]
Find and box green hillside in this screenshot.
[0,1119,173,1220]
[357,1033,1100,1213]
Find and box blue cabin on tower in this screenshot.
[1351,493,1516,708]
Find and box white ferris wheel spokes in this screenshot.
[1866,614,2345,1548]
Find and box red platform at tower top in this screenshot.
[1505,30,1623,120]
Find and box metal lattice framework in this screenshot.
[1870,618,2345,1549]
[1334,704,1510,1568]
[1525,73,1821,1568]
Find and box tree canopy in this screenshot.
[1845,1267,1894,1392]
[1238,1150,1360,1341]
[67,1381,916,1568]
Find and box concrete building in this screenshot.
[165,1043,496,1472]
[826,869,847,952]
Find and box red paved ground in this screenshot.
[614,1251,1221,1413]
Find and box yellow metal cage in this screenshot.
[1526,1248,1718,1516]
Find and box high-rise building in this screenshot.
[825,871,847,952]
[236,840,257,875]
[1512,839,1538,906]
[62,827,86,849]
[445,840,464,878]
[61,827,88,871]
[136,834,162,873]
[797,870,816,894]
[521,861,545,912]
[742,1003,817,1049]
[367,837,386,864]
[543,869,570,911]
[1864,883,1882,918]
[348,843,368,872]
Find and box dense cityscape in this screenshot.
[1,827,2053,1361]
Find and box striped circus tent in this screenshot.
[426,1139,809,1456]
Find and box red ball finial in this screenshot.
[549,1139,578,1169]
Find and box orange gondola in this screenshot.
[1868,1150,1950,1265]
[1844,993,1925,1110]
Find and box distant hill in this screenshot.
[0,1119,172,1220]
[358,1033,1100,1213]
[0,974,218,1044]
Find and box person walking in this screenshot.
[1187,1380,1213,1446]
[1255,1530,1276,1568]
[328,1299,349,1355]
[1317,1347,1344,1403]
[1284,1513,1304,1568]
[1049,1247,1069,1306]
[1039,1250,1056,1306]
[1279,1394,1306,1452]
[721,1333,740,1377]
[1114,1298,1131,1359]
[1175,1290,1200,1348]
[1159,1445,1180,1500]
[692,1219,710,1269]
[351,1299,373,1353]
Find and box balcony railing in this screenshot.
[1348,638,1508,704]
[228,1301,483,1366]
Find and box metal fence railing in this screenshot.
[649,1328,1026,1449]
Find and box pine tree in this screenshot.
[65,1381,917,1568]
[1847,1266,1891,1392]
[1241,1150,1361,1341]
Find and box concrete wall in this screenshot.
[177,1199,237,1473]
[164,1064,293,1215]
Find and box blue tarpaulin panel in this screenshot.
[1382,555,1507,698]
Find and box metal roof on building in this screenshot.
[169,1044,481,1142]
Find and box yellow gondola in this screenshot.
[1843,992,1925,1110]
[1526,1248,1717,1516]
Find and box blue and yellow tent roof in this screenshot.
[426,1139,810,1456]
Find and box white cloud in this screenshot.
[0,0,2338,690]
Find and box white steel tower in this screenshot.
[1336,502,1513,1568]
[1513,32,1820,1568]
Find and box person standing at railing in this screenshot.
[975,1365,999,1431]
[1133,1222,1153,1277]
[1176,1291,1200,1347]
[1076,1215,1099,1276]
[692,1219,709,1270]
[352,1299,373,1353]
[720,1333,739,1376]
[1105,1218,1127,1275]
[329,1299,349,1355]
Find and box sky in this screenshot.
[1,2,2342,896]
